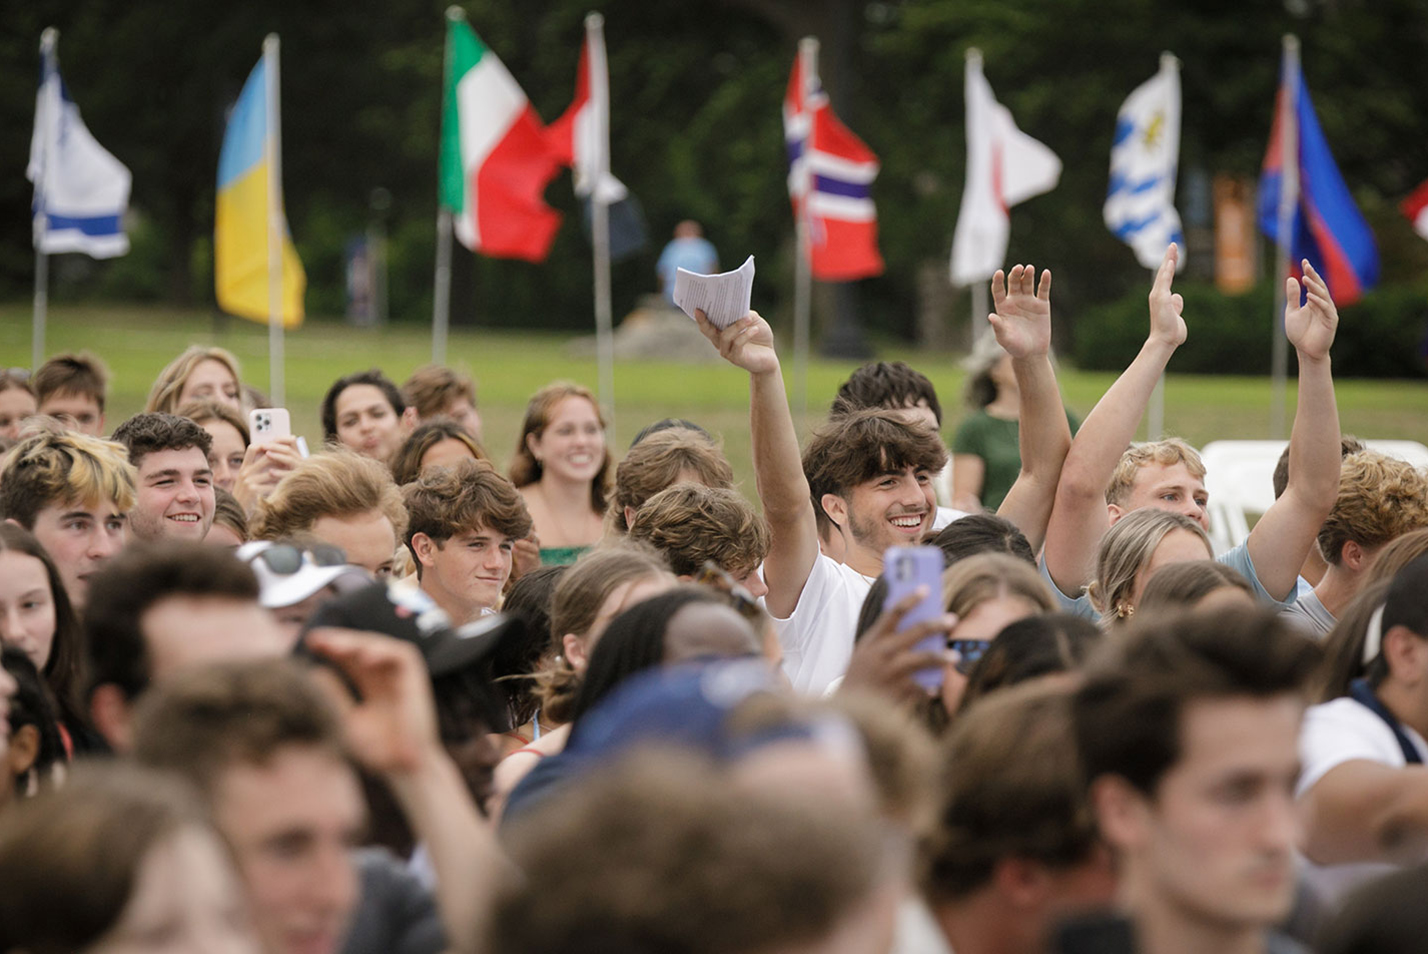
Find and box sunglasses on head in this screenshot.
[249,543,347,576]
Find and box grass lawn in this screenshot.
[3,301,1426,492]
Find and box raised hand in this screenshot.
[1147,243,1188,348]
[304,628,439,776]
[694,309,780,376]
[1285,260,1338,362]
[839,587,956,706]
[989,263,1052,359]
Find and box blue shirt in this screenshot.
[656,236,717,303]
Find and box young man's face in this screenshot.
[211,745,364,954]
[1113,462,1210,530]
[831,465,937,562]
[25,498,128,610]
[0,387,36,443]
[141,595,289,684]
[37,391,104,436]
[416,523,514,624]
[1118,695,1303,931]
[441,398,482,443]
[129,447,216,543]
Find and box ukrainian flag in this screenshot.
[215,55,304,326]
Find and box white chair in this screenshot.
[1199,439,1428,555]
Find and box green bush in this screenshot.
[1074,280,1428,379]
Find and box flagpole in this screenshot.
[262,34,286,407]
[793,36,818,423]
[1271,34,1299,440]
[433,7,462,366]
[587,13,617,441]
[1147,51,1178,442]
[31,29,59,371]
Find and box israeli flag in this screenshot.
[1104,55,1183,270]
[27,29,131,258]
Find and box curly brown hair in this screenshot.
[626,484,769,578]
[402,458,532,576]
[609,427,734,534]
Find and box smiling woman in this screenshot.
[509,383,612,565]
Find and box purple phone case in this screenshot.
[882,545,945,690]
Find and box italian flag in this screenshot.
[545,14,626,204]
[439,15,561,262]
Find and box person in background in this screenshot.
[402,364,483,444]
[178,398,249,495]
[321,369,409,465]
[0,763,262,954]
[1,646,67,799]
[494,565,569,754]
[0,524,95,755]
[0,428,135,612]
[655,219,717,304]
[606,425,734,535]
[1086,509,1214,625]
[1271,436,1365,594]
[1137,560,1257,616]
[0,369,36,448]
[509,383,611,565]
[32,351,109,436]
[210,488,250,548]
[250,451,408,579]
[626,483,771,598]
[146,345,245,415]
[389,419,486,487]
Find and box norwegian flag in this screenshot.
[783,41,884,281]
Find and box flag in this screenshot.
[949,50,1061,286]
[439,15,561,262]
[27,29,131,259]
[1400,178,1428,242]
[1258,56,1377,305]
[784,42,884,281]
[215,50,305,327]
[547,14,626,204]
[1104,55,1184,270]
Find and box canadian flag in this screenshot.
[546,14,627,204]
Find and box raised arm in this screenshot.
[1243,261,1341,600]
[990,264,1070,552]
[696,310,818,619]
[1043,244,1186,594]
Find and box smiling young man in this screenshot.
[404,458,533,626]
[0,429,136,611]
[695,265,1069,695]
[111,412,216,543]
[1073,607,1320,954]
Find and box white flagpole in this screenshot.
[1147,52,1178,442]
[32,29,58,372]
[793,36,818,422]
[588,13,616,441]
[1271,35,1299,440]
[433,7,460,366]
[263,34,286,407]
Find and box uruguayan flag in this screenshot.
[1104,55,1183,270]
[27,29,131,258]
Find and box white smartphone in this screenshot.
[248,408,292,447]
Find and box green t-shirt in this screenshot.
[951,408,1079,511]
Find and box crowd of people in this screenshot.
[1,244,1428,954]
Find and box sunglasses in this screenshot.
[249,543,347,575]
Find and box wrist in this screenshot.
[1295,349,1331,369]
[1141,336,1179,360]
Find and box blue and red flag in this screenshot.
[783,43,883,281]
[1257,58,1377,305]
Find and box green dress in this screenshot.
[539,545,591,566]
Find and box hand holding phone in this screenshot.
[248,407,293,446]
[883,546,948,690]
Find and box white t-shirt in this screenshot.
[1296,696,1428,907]
[767,553,874,695]
[931,506,971,531]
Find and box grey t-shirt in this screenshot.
[341,848,446,954]
[1282,588,1335,638]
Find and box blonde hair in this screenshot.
[145,347,243,414]
[1106,438,1206,507]
[941,552,1056,619]
[508,382,611,514]
[175,399,250,445]
[0,430,136,527]
[250,450,408,542]
[1318,451,1428,566]
[1086,509,1210,622]
[609,428,734,534]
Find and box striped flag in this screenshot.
[215,47,305,326]
[547,14,626,204]
[784,43,884,281]
[1104,55,1185,270]
[1400,178,1428,242]
[27,29,131,259]
[439,15,561,262]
